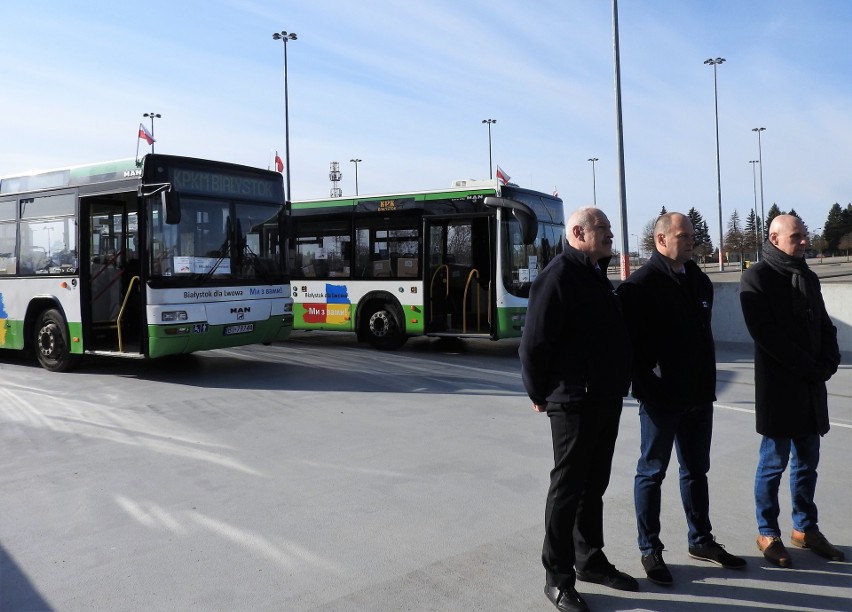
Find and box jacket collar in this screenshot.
[646,251,698,279]
[563,241,613,272]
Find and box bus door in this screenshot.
[80,194,142,353]
[424,216,493,335]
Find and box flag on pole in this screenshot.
[552,186,559,198]
[274,151,284,173]
[496,165,510,186]
[138,123,155,145]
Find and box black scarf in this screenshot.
[760,240,819,351]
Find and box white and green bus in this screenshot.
[0,154,293,371]
[290,180,564,349]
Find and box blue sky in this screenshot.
[2,1,851,250]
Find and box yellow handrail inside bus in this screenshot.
[462,268,480,333]
[116,275,140,352]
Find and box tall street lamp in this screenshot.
[704,57,725,272]
[612,0,630,280]
[814,227,823,259]
[273,30,298,201]
[350,158,362,196]
[749,160,760,260]
[482,119,496,179]
[588,157,599,206]
[143,112,161,154]
[752,127,766,241]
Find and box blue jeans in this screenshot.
[755,435,820,536]
[635,401,714,555]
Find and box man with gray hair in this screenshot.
[520,207,636,612]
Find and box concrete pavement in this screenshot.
[0,339,849,611]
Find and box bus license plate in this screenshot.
[223,323,254,336]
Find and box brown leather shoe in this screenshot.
[757,535,792,567]
[791,530,846,561]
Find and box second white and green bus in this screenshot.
[0,154,293,371]
[290,180,564,349]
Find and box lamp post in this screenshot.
[273,30,298,202]
[612,0,630,280]
[752,127,766,241]
[350,158,362,195]
[814,227,823,261]
[631,232,639,264]
[588,157,599,206]
[749,160,760,260]
[482,119,496,179]
[704,57,725,271]
[143,112,161,153]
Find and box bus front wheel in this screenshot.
[361,302,407,350]
[34,308,80,372]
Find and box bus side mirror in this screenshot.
[484,196,537,245]
[162,190,181,225]
[514,209,537,245]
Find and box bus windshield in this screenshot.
[149,196,284,281]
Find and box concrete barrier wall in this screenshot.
[712,282,852,359]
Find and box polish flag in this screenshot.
[496,165,510,185]
[552,187,559,198]
[274,151,284,173]
[138,123,155,145]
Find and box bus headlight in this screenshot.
[162,310,188,322]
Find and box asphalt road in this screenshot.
[1,334,850,611]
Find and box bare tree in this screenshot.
[641,218,657,258]
[839,230,852,261]
[725,210,745,264]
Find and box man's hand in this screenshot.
[532,402,546,413]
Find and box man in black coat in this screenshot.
[520,207,636,612]
[740,214,843,568]
[617,212,746,585]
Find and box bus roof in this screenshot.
[291,181,504,208]
[0,158,141,196]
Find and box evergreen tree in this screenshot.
[744,209,759,254]
[686,208,710,262]
[702,220,713,253]
[687,208,704,236]
[765,203,784,234]
[823,203,846,253]
[788,208,800,219]
[659,206,667,217]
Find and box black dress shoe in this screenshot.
[544,584,590,612]
[576,565,639,592]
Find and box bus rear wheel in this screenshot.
[34,308,80,372]
[361,302,407,350]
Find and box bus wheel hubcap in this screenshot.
[369,311,391,338]
[38,325,57,356]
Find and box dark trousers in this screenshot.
[543,398,623,589]
[634,401,713,555]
